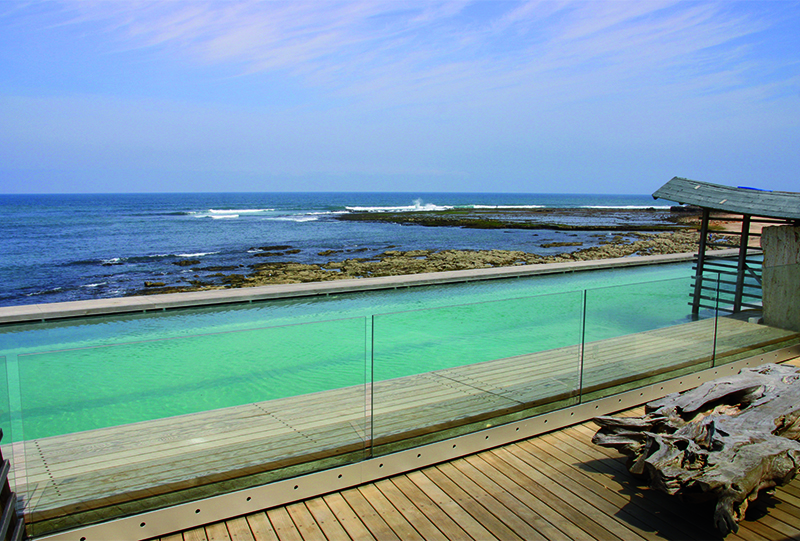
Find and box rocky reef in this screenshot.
[137,229,735,295]
[336,206,685,231]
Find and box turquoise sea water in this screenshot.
[0,192,673,306]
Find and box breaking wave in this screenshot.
[192,208,275,219]
[346,199,452,212]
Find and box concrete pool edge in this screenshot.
[0,249,738,325]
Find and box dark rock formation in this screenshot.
[172,259,200,267]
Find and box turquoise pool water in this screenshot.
[0,261,706,441]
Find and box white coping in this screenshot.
[1,250,737,325]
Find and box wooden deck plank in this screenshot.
[435,460,547,541]
[183,527,210,541]
[491,445,645,540]
[513,439,673,540]
[524,435,720,540]
[757,504,800,536]
[768,484,800,509]
[388,475,474,541]
[540,429,720,540]
[372,478,448,541]
[356,484,423,541]
[244,512,279,541]
[204,521,233,541]
[422,465,526,541]
[37,420,363,475]
[224,517,257,541]
[302,498,351,541]
[24,421,366,487]
[738,520,786,541]
[449,457,569,541]
[30,429,352,481]
[405,469,497,541]
[284,502,326,541]
[321,492,375,541]
[463,453,591,540]
[478,447,618,540]
[264,508,303,541]
[339,487,400,541]
[779,482,800,499]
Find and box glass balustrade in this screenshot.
[581,276,718,400]
[718,262,800,364]
[370,291,584,455]
[1,262,797,537]
[13,316,369,536]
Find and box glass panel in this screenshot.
[0,356,9,443]
[718,262,800,363]
[371,291,584,455]
[582,276,716,400]
[0,354,15,494]
[16,316,368,537]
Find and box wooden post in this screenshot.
[734,214,751,313]
[692,208,710,316]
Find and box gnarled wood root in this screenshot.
[593,363,800,536]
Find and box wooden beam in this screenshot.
[692,208,711,315]
[734,215,752,312]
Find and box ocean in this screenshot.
[0,192,673,307]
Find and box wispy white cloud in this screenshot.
[37,0,794,111]
[2,0,799,192]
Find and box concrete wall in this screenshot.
[762,225,800,332]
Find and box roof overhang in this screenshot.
[653,177,800,221]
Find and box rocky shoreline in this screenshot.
[135,227,736,296]
[335,206,684,231]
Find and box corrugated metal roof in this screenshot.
[653,177,800,220]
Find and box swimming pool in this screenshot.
[0,260,710,441]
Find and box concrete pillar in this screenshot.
[761,225,800,332]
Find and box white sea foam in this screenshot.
[191,208,275,219]
[177,252,219,258]
[27,287,62,296]
[268,216,319,222]
[471,204,545,209]
[81,282,107,288]
[346,200,453,212]
[209,208,275,214]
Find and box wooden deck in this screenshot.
[13,317,800,537]
[152,405,800,541]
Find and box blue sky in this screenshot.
[1,1,798,194]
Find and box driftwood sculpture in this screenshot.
[593,363,800,536]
